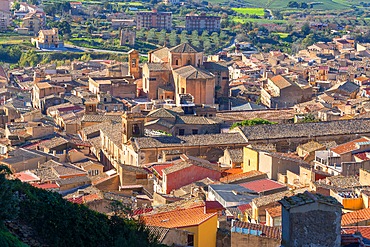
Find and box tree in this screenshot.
[211,32,220,47]
[0,166,19,222]
[180,30,188,43]
[230,118,277,129]
[288,1,299,8]
[19,50,39,67]
[190,30,200,48]
[146,29,156,43]
[169,30,178,46]
[301,22,310,36]
[203,39,212,52]
[86,25,94,34]
[53,21,71,35]
[299,114,318,123]
[12,1,20,11]
[157,29,166,46]
[300,2,308,8]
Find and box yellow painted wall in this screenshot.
[182,214,218,247]
[243,147,259,173]
[342,198,363,210]
[182,225,199,247]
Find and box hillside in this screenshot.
[0,166,164,247]
[215,0,364,10]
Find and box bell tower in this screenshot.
[122,112,145,144]
[128,49,140,79]
[84,100,98,115]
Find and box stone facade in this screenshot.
[279,192,342,247]
[231,232,280,247]
[120,29,135,46]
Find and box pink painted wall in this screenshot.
[164,165,221,194]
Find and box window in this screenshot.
[175,59,179,65]
[192,129,198,135]
[179,129,185,136]
[187,234,194,246]
[132,124,140,136]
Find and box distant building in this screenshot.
[185,13,221,33]
[32,28,64,49]
[136,10,172,30]
[21,11,45,35]
[0,9,10,31]
[111,19,135,29]
[120,29,135,46]
[261,74,312,108]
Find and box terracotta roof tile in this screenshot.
[233,221,281,239]
[174,65,214,80]
[14,171,40,182]
[169,43,201,53]
[354,152,370,161]
[270,75,292,89]
[224,168,243,175]
[240,179,287,193]
[142,205,217,228]
[31,183,59,190]
[342,208,370,226]
[331,137,370,155]
[151,163,174,177]
[342,226,370,239]
[237,203,251,213]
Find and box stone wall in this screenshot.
[231,232,280,247]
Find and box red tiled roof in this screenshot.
[237,203,251,213]
[354,152,370,161]
[14,171,40,182]
[31,183,59,190]
[224,168,243,175]
[132,207,153,216]
[240,179,286,193]
[152,164,173,177]
[205,201,224,213]
[220,170,266,183]
[331,137,370,155]
[233,221,281,240]
[341,234,363,245]
[67,196,84,204]
[142,206,217,228]
[342,208,370,226]
[342,226,370,239]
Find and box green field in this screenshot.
[216,0,364,10]
[0,35,32,45]
[232,7,265,16]
[117,2,143,6]
[231,16,286,24]
[273,32,289,38]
